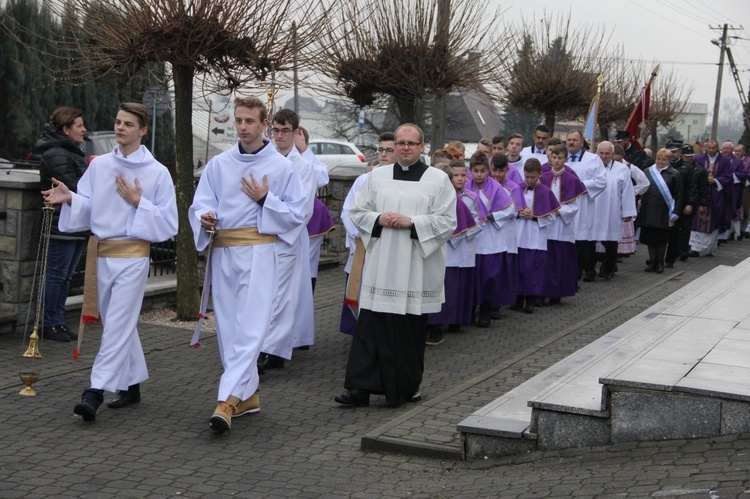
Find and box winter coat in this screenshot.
[34,122,88,238]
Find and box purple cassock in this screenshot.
[466,177,519,307]
[307,197,335,237]
[692,153,735,233]
[428,193,478,326]
[516,182,561,297]
[726,154,748,222]
[505,166,524,187]
[540,168,587,299]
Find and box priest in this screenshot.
[335,124,456,408]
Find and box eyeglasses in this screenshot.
[271,128,294,135]
[377,147,395,154]
[395,141,422,148]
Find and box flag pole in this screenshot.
[594,73,603,145]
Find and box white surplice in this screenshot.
[59,145,178,393]
[263,146,317,355]
[591,160,637,241]
[189,140,307,402]
[567,150,607,240]
[350,164,456,315]
[547,172,581,243]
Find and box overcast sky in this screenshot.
[492,0,750,113]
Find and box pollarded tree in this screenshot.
[499,12,617,134]
[39,0,329,318]
[313,0,510,126]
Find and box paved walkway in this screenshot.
[2,241,750,497]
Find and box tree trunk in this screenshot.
[396,95,417,125]
[172,63,200,319]
[544,112,556,136]
[598,124,610,144]
[431,95,446,154]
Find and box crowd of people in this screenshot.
[37,100,750,432]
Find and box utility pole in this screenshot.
[710,24,735,140]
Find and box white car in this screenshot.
[309,139,366,171]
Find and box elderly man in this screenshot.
[565,130,606,281]
[588,141,637,280]
[335,124,456,408]
[689,140,734,257]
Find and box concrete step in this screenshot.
[459,262,750,458]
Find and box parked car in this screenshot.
[328,161,368,177]
[308,139,366,171]
[14,131,119,169]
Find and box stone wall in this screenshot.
[322,171,359,265]
[0,171,43,334]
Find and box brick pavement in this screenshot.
[1,241,750,497]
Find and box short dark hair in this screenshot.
[433,162,453,180]
[491,153,508,169]
[50,107,84,132]
[524,158,542,173]
[449,159,467,170]
[547,137,562,147]
[535,125,551,135]
[119,102,149,129]
[298,125,310,145]
[234,96,267,121]
[469,151,489,167]
[273,108,300,129]
[479,137,492,148]
[614,145,625,156]
[379,132,395,142]
[491,134,505,146]
[548,144,566,156]
[508,132,524,144]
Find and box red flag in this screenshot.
[624,66,659,149]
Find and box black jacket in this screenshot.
[34,122,88,238]
[670,158,699,209]
[636,166,683,229]
[624,144,654,170]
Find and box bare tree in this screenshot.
[39,0,328,318]
[312,0,510,126]
[644,69,693,151]
[499,12,617,134]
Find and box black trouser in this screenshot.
[584,240,617,275]
[666,214,694,263]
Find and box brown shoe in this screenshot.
[209,400,237,434]
[234,391,260,417]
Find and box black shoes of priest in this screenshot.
[42,325,70,342]
[334,389,370,407]
[108,384,141,409]
[74,389,104,422]
[257,353,285,371]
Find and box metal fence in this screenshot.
[70,238,177,294]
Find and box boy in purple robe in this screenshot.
[467,152,517,327]
[426,162,482,345]
[540,145,586,303]
[512,158,560,313]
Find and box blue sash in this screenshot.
[647,166,678,223]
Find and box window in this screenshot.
[340,145,355,154]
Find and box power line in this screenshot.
[629,0,712,40]
[683,0,732,26]
[660,0,714,27]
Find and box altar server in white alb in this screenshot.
[334,124,456,408]
[256,109,317,373]
[190,97,307,434]
[42,102,178,422]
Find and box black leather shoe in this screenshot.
[258,353,285,371]
[688,251,700,257]
[58,324,77,340]
[334,389,370,407]
[490,308,502,320]
[548,298,561,305]
[107,384,141,409]
[43,325,70,342]
[604,272,615,280]
[655,262,664,273]
[679,254,689,262]
[582,272,595,282]
[665,261,674,268]
[74,389,103,422]
[476,303,491,327]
